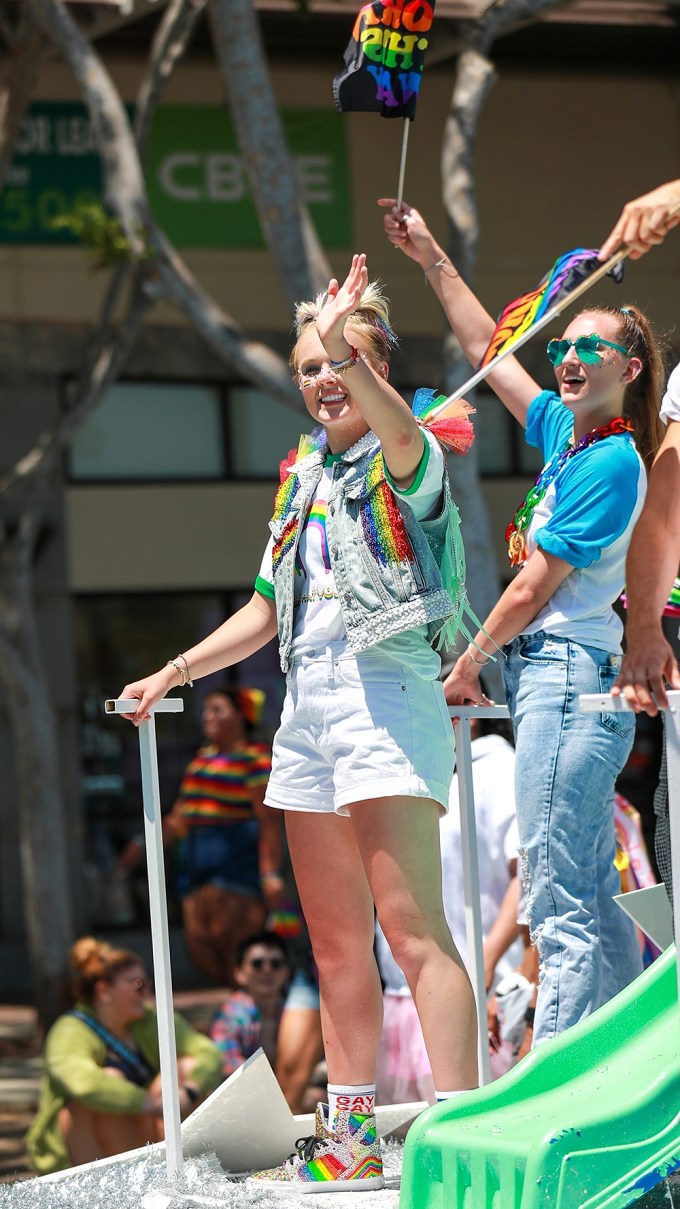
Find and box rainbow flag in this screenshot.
[480,248,625,368]
[333,0,436,120]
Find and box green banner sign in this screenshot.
[1,102,351,248]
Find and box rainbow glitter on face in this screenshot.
[361,452,415,567]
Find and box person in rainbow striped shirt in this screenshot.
[168,687,284,991]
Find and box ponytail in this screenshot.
[590,304,665,472]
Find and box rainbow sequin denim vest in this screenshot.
[268,430,470,673]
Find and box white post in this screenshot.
[579,691,680,1007]
[105,698,185,1183]
[450,704,510,1085]
[396,118,410,210]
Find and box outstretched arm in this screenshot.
[613,420,680,714]
[378,199,540,428]
[120,591,278,724]
[599,179,680,261]
[315,253,425,486]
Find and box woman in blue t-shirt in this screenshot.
[381,198,665,1046]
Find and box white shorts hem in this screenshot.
[265,781,449,816]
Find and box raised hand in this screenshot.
[377,198,439,266]
[599,179,680,261]
[315,253,368,359]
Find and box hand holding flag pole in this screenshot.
[425,244,630,423]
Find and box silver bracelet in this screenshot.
[423,256,459,285]
[466,644,489,668]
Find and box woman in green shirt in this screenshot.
[27,936,222,1175]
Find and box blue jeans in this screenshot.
[180,819,262,900]
[503,632,643,1045]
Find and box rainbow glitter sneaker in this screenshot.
[245,1102,384,1194]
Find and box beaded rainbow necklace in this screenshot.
[505,416,634,567]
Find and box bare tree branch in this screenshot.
[25,0,303,418]
[439,0,566,691]
[208,0,332,305]
[26,0,150,250]
[135,0,209,160]
[150,228,304,409]
[0,272,154,498]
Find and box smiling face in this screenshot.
[235,944,290,1002]
[294,326,384,453]
[552,311,641,435]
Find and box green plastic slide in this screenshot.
[400,946,680,1208]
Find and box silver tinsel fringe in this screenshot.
[0,1143,403,1209]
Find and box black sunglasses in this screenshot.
[249,956,286,971]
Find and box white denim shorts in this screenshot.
[264,642,455,816]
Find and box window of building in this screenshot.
[68,382,228,481]
[67,375,548,485]
[227,386,307,478]
[67,380,308,483]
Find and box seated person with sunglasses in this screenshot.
[380,197,665,1045]
[210,931,292,1077]
[27,937,223,1174]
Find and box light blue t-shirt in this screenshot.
[520,391,646,652]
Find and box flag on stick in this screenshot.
[333,0,436,120]
[426,246,629,421]
[480,247,625,367]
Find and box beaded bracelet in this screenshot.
[329,346,359,373]
[167,655,193,687]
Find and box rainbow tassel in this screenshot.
[412,388,475,455]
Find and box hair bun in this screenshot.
[70,936,110,974]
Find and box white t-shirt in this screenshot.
[661,362,680,425]
[257,430,445,658]
[376,733,523,995]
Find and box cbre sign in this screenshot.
[1,102,351,248]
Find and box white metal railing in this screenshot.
[105,689,680,1165]
[105,698,185,1182]
[450,705,510,1085]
